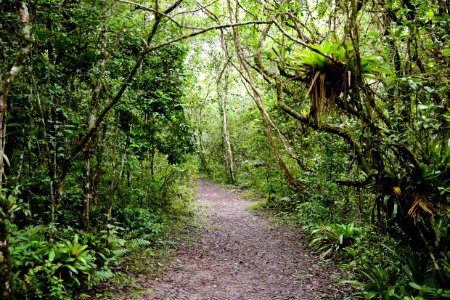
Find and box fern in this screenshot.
[91,269,114,286]
[123,229,141,240]
[106,234,126,248]
[112,248,130,257]
[13,225,47,243]
[128,238,151,249]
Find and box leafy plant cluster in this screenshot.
[306,218,450,299]
[4,163,195,299]
[1,0,198,298]
[5,188,173,299]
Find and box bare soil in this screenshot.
[137,180,349,299]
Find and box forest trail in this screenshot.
[139,180,347,300]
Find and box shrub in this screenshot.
[309,223,361,259]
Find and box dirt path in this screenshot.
[139,180,348,299]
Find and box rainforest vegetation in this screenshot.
[0,0,449,298]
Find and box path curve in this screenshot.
[140,180,346,299]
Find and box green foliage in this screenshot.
[309,223,361,258]
[2,0,198,295]
[343,234,450,299]
[292,41,346,70]
[348,265,406,300]
[194,1,449,298]
[294,201,329,226]
[10,229,95,298]
[49,235,96,285]
[0,187,30,220]
[289,41,390,123]
[349,256,450,299]
[9,220,167,299]
[119,205,164,236]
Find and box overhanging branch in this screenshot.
[145,20,274,53]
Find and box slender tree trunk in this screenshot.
[91,133,104,234]
[226,0,305,191]
[150,144,155,179]
[218,67,236,184]
[191,94,212,178]
[15,146,24,185]
[91,128,105,208]
[108,150,126,217]
[82,18,107,231]
[197,131,212,178]
[33,76,57,223]
[82,145,92,231]
[107,127,127,217]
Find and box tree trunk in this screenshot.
[82,18,107,231]
[91,135,104,234]
[218,67,236,184]
[108,130,127,218]
[190,95,212,178]
[33,76,58,223]
[226,0,305,191]
[197,131,212,178]
[82,145,92,231]
[91,129,105,208]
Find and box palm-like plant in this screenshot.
[309,223,361,258]
[291,42,347,121]
[49,235,97,286]
[290,41,386,122]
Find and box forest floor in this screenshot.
[125,180,350,299]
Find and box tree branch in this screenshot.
[227,0,306,190]
[336,173,374,187]
[145,20,274,53]
[67,12,273,167]
[277,99,370,174]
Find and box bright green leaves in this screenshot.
[291,41,346,70]
[309,223,361,259]
[360,54,393,78]
[40,235,97,288]
[291,41,390,80]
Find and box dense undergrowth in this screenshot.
[8,202,196,300]
[5,161,197,300]
[237,176,450,300]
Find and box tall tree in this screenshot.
[215,56,236,184]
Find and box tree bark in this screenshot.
[82,17,107,231]
[227,1,305,191]
[82,145,92,231]
[217,65,236,184]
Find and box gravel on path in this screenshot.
[138,180,348,300]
